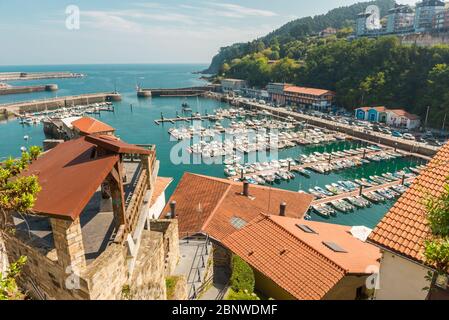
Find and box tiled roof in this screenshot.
[222,214,380,300]
[357,106,387,112]
[389,109,420,120]
[71,117,115,135]
[369,141,449,263]
[150,177,172,207]
[161,173,314,240]
[284,86,335,96]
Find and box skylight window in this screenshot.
[230,216,247,229]
[322,241,348,253]
[296,224,317,234]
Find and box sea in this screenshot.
[0,64,425,228]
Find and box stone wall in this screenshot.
[1,218,181,300]
[149,219,180,276]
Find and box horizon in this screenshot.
[0,0,418,66]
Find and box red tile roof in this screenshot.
[357,106,387,112]
[23,137,119,220]
[150,177,172,207]
[161,173,314,240]
[284,86,335,96]
[389,109,420,120]
[369,141,449,263]
[222,214,380,300]
[71,117,115,135]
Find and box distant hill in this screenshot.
[203,0,395,74]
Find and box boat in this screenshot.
[311,205,330,218]
[315,186,333,197]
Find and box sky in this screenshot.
[0,0,418,66]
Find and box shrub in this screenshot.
[226,288,260,301]
[230,255,255,293]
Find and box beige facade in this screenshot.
[374,250,431,300]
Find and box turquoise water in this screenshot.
[0,64,426,228]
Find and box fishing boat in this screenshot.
[346,196,365,208]
[311,205,330,218]
[315,186,333,197]
[309,189,325,199]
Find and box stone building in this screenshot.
[1,134,180,300]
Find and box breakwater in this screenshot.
[0,84,58,96]
[0,72,84,81]
[137,85,219,97]
[0,92,121,115]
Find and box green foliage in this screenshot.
[226,288,260,301]
[0,256,27,300]
[204,0,395,74]
[230,255,255,294]
[165,276,183,300]
[425,182,449,237]
[423,238,449,274]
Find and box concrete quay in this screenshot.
[0,84,58,96]
[0,71,83,81]
[0,92,122,115]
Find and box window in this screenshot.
[230,216,247,230]
[296,224,318,234]
[322,241,348,253]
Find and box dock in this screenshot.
[311,177,415,205]
[0,72,83,81]
[216,95,438,158]
[138,85,218,97]
[0,92,122,116]
[227,147,403,180]
[0,84,58,96]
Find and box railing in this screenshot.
[126,168,148,234]
[187,235,211,300]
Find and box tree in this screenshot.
[0,147,42,300]
[423,179,449,289]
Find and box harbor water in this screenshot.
[0,64,426,228]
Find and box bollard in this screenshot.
[359,185,363,196]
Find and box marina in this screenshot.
[0,64,428,230]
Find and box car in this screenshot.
[403,133,416,140]
[391,131,403,138]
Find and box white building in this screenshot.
[368,141,449,300]
[221,78,247,94]
[386,109,421,130]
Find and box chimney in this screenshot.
[170,201,177,219]
[243,181,249,197]
[280,202,287,216]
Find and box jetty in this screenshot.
[137,85,219,97]
[0,71,83,81]
[312,177,415,206]
[0,84,58,95]
[0,92,122,116]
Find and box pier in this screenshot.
[0,84,58,96]
[0,92,122,115]
[138,85,218,97]
[0,71,83,81]
[312,177,415,206]
[227,147,404,180]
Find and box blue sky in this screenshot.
[0,0,417,65]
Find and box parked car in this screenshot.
[392,131,403,138]
[403,133,416,140]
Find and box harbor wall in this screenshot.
[0,84,58,96]
[139,85,220,97]
[0,92,121,115]
[0,72,83,81]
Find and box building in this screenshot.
[320,27,337,37]
[223,214,380,300]
[357,12,372,36]
[386,109,421,129]
[71,116,115,137]
[433,8,449,31]
[160,173,380,300]
[283,86,336,111]
[266,83,292,105]
[414,0,445,32]
[241,87,269,101]
[386,5,415,34]
[355,106,420,129]
[355,106,388,123]
[368,141,449,300]
[220,78,247,94]
[2,135,180,300]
